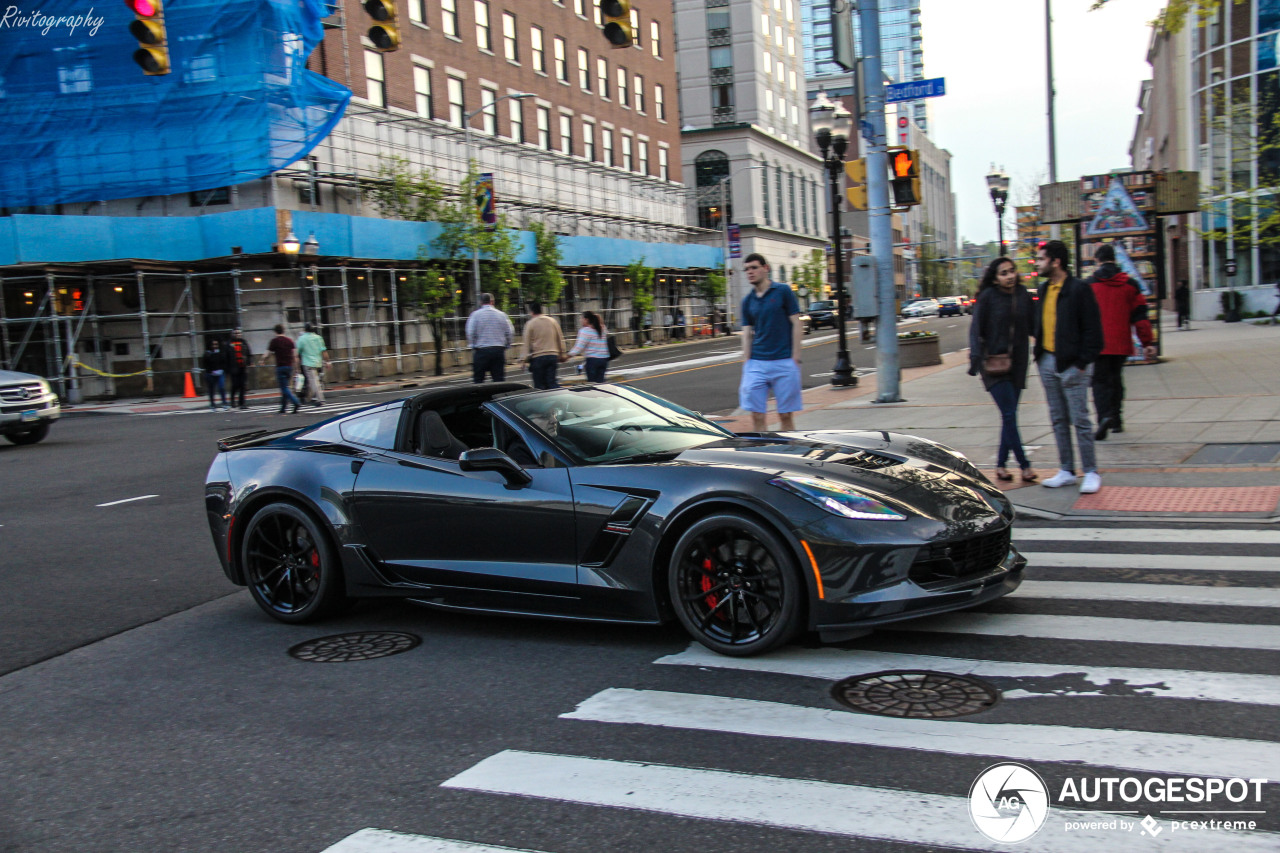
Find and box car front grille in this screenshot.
[909,527,1012,589]
[0,383,45,404]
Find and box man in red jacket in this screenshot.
[1089,243,1156,440]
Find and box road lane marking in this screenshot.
[563,689,1280,781]
[322,830,550,853]
[1013,580,1280,607]
[442,750,1278,851]
[1018,528,1280,544]
[1022,552,1280,573]
[656,644,1280,706]
[887,612,1280,651]
[96,495,158,507]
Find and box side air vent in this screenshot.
[832,450,902,471]
[581,495,654,567]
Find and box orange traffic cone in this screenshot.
[183,371,198,398]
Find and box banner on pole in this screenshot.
[474,173,496,225]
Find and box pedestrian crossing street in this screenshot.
[322,526,1280,853]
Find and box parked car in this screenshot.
[963,296,976,315]
[206,383,1023,656]
[805,300,839,330]
[937,297,965,317]
[0,370,60,445]
[901,299,940,318]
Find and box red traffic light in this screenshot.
[898,117,909,128]
[125,0,160,17]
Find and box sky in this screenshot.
[920,0,1168,245]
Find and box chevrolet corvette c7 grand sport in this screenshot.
[205,383,1024,656]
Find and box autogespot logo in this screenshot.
[969,763,1051,843]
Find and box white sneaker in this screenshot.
[1041,469,1079,488]
[1080,472,1102,494]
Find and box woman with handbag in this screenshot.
[969,257,1038,483]
[568,311,610,382]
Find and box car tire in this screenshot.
[667,512,804,657]
[241,501,348,623]
[5,422,50,445]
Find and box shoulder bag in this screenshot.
[981,296,1017,377]
[606,333,623,360]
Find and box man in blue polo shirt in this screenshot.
[740,252,804,431]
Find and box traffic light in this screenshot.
[601,0,633,47]
[888,146,922,207]
[125,0,170,76]
[844,158,868,211]
[363,0,401,52]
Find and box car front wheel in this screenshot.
[241,502,347,623]
[668,513,803,656]
[5,422,50,445]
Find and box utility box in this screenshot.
[851,255,878,319]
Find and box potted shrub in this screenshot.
[897,330,941,368]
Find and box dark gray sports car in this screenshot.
[205,382,1024,656]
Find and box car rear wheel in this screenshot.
[242,502,347,623]
[5,422,50,445]
[668,513,803,656]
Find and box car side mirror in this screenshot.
[458,447,533,488]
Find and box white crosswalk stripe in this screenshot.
[655,644,1280,706]
[335,525,1280,852]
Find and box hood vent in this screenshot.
[832,450,902,471]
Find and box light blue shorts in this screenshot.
[740,358,803,414]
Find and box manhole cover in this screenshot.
[288,631,421,662]
[831,670,1001,718]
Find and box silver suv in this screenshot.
[0,370,60,445]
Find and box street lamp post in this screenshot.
[986,166,1010,257]
[463,92,535,307]
[811,92,856,387]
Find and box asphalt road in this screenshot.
[3,310,1278,852]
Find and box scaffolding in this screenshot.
[0,262,723,400]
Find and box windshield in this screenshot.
[499,386,734,464]
[808,301,834,310]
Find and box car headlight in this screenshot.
[38,380,52,396]
[769,475,907,521]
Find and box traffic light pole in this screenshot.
[859,0,902,402]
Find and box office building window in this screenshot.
[617,66,628,105]
[582,121,595,161]
[407,0,424,24]
[800,176,808,233]
[709,46,731,70]
[447,76,465,126]
[554,36,568,82]
[574,0,584,15]
[508,98,524,142]
[413,65,432,118]
[364,50,385,107]
[593,0,602,25]
[475,0,490,49]
[441,0,457,36]
[789,171,797,231]
[761,164,770,225]
[536,105,551,149]
[695,150,730,229]
[810,180,818,236]
[629,8,640,47]
[637,139,649,175]
[658,146,669,180]
[559,114,572,155]
[531,26,545,72]
[597,57,609,98]
[480,85,497,134]
[654,83,665,120]
[577,48,590,91]
[650,20,660,57]
[776,167,784,229]
[502,12,518,61]
[633,74,644,112]
[763,53,771,76]
[765,89,773,113]
[621,135,633,171]
[602,127,614,166]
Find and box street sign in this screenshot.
[728,224,741,259]
[885,77,946,104]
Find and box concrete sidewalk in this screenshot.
[724,320,1280,521]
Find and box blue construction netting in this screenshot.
[0,0,351,209]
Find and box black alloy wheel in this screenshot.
[5,422,50,445]
[241,502,347,623]
[668,513,802,656]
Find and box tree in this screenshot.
[366,156,447,221]
[626,257,656,341]
[696,269,727,307]
[916,223,951,298]
[525,221,566,307]
[790,250,826,300]
[1089,0,1230,35]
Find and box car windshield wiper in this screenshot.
[615,450,684,464]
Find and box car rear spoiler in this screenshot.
[216,428,295,452]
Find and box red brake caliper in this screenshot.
[309,549,321,582]
[700,558,719,612]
